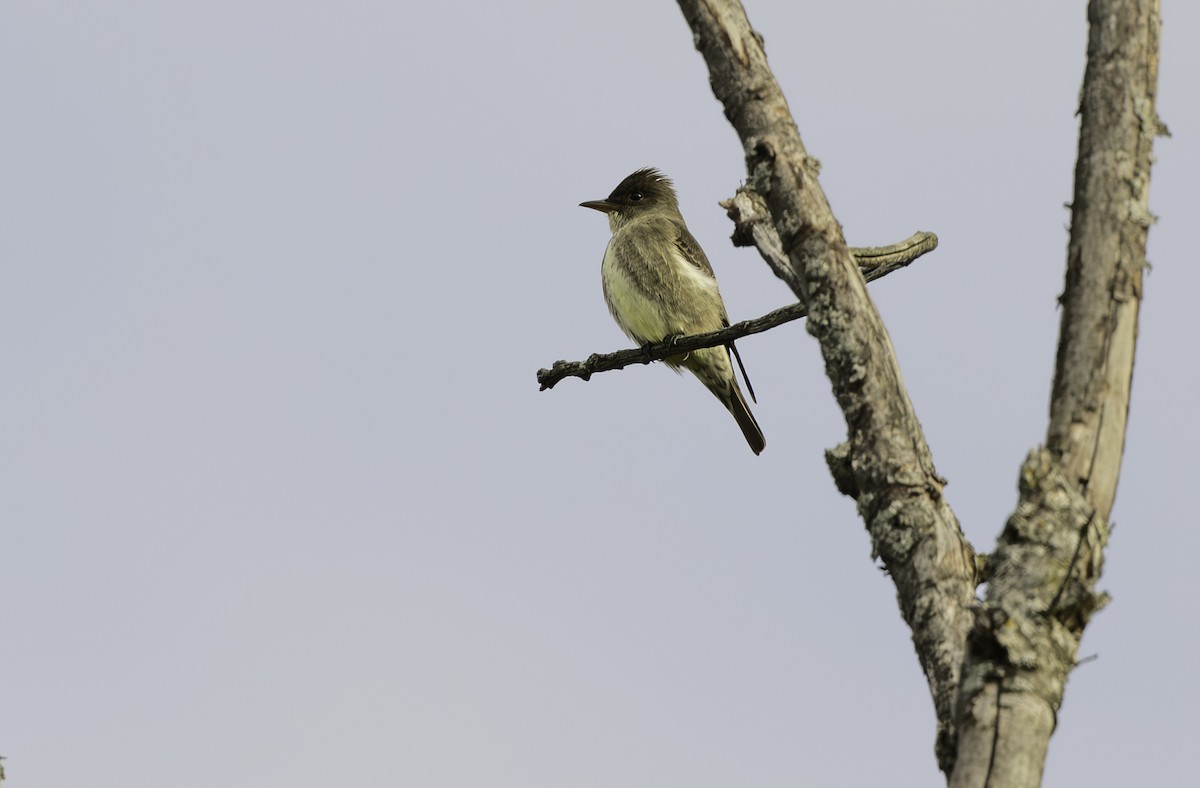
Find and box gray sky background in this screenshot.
[2,2,1197,786]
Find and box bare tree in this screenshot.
[537,1,1163,784]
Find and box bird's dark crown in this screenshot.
[604,167,678,210]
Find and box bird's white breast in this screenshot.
[601,235,723,343]
[601,241,671,342]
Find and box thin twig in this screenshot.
[537,231,937,391]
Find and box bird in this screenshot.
[580,167,765,455]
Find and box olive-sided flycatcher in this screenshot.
[581,168,765,455]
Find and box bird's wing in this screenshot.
[675,222,758,400]
[673,223,717,279]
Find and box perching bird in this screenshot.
[580,168,765,455]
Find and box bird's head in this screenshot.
[580,167,679,229]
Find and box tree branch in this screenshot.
[536,231,936,391]
[675,0,976,774]
[950,2,1162,786]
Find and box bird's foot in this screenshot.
[660,334,690,362]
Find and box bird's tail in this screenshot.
[723,379,766,455]
[685,347,766,455]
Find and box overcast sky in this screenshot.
[2,2,1197,786]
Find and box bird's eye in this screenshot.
[630,191,644,201]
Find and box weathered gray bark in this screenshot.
[950,2,1162,786]
[675,0,977,771]
[673,0,1161,784]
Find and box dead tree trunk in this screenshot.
[950,2,1162,786]
[673,0,1163,784]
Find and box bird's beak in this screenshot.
[579,199,619,214]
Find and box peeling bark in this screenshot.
[950,2,1161,786]
[677,0,977,771]
[673,0,1160,784]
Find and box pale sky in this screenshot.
[2,2,1197,786]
